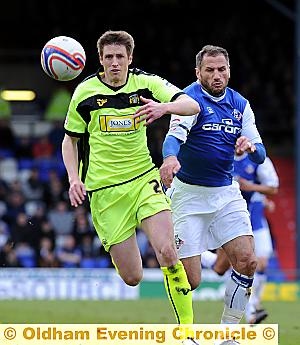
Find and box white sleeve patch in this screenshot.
[241,102,262,143]
[167,114,198,143]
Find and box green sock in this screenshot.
[161,261,194,324]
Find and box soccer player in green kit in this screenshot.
[62,30,200,341]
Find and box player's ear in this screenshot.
[128,55,133,65]
[195,67,200,79]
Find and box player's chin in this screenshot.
[210,84,225,95]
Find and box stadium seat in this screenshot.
[19,256,37,268]
[95,257,111,268]
[34,158,56,182]
[0,148,14,158]
[18,158,34,170]
[80,258,96,268]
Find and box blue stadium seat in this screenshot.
[18,256,37,268]
[80,258,96,268]
[34,158,56,182]
[95,257,111,268]
[18,158,34,170]
[0,148,14,158]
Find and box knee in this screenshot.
[248,256,258,275]
[214,266,227,276]
[158,244,177,266]
[122,272,143,286]
[236,253,257,276]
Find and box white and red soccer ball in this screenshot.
[41,36,86,81]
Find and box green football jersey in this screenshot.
[64,68,184,191]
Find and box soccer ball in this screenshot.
[41,36,86,81]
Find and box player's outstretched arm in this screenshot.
[133,95,199,126]
[159,135,182,188]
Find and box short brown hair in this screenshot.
[196,45,230,68]
[97,30,135,57]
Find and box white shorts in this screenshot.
[253,223,273,258]
[167,177,253,259]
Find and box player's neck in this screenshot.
[101,74,127,88]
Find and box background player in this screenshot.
[234,153,279,323]
[201,153,279,324]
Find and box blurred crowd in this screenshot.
[0,0,294,270]
[0,117,160,269]
[1,1,294,157]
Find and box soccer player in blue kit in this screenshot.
[233,153,279,324]
[159,45,266,342]
[201,153,279,325]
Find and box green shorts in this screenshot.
[89,168,171,252]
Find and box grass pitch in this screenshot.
[0,299,298,344]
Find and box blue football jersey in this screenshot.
[233,154,259,204]
[233,154,279,204]
[166,82,263,186]
[233,154,279,231]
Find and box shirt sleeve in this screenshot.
[64,95,87,136]
[241,101,263,144]
[256,157,280,187]
[162,135,182,159]
[149,75,184,103]
[166,114,198,143]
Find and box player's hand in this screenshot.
[159,156,181,188]
[133,96,168,126]
[235,136,255,155]
[68,178,86,207]
[265,198,276,213]
[237,177,255,191]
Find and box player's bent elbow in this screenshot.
[190,100,200,114]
